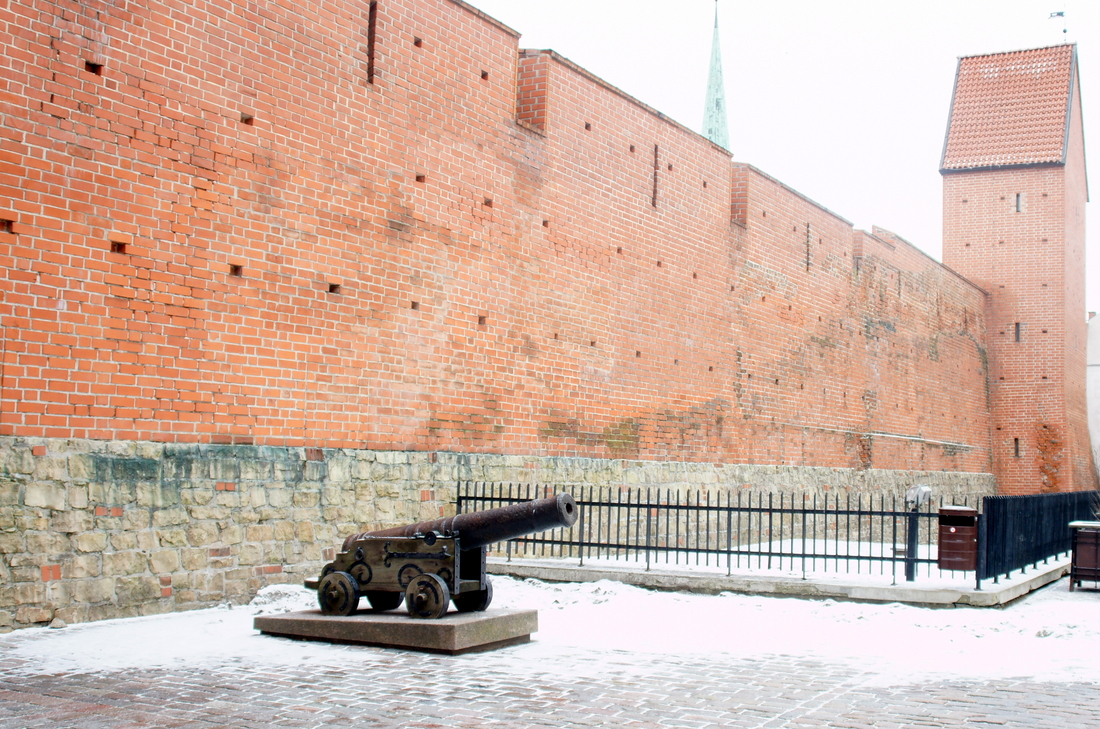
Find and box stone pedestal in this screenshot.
[253,608,537,655]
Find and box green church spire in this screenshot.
[702,1,730,150]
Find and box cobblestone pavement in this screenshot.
[1,638,1098,729]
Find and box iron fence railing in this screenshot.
[457,482,978,582]
[457,483,1100,590]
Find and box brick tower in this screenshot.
[941,44,1097,494]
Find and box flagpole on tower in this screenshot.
[1049,9,1067,42]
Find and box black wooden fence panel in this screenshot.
[979,490,1097,582]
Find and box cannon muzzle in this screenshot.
[342,492,577,551]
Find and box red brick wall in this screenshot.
[2,0,992,473]
[941,68,1096,493]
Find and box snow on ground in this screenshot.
[2,575,1099,686]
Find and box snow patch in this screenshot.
[2,575,1099,686]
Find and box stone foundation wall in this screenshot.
[0,437,996,631]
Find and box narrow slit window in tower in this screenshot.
[367,1,378,83]
[651,144,659,207]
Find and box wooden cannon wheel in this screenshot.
[404,573,450,619]
[318,571,360,616]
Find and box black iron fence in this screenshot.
[457,482,976,582]
[978,490,1097,584]
[457,483,1100,588]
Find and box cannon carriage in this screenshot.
[307,493,577,619]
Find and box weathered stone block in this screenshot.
[115,575,160,606]
[136,530,158,551]
[122,510,149,530]
[15,511,48,531]
[292,506,323,522]
[220,525,243,545]
[89,481,137,506]
[296,521,315,543]
[70,555,102,578]
[267,489,291,508]
[245,524,274,543]
[49,510,90,533]
[24,483,66,510]
[89,604,139,622]
[157,529,188,547]
[0,583,45,607]
[258,506,291,522]
[326,459,349,483]
[103,551,146,575]
[211,459,240,481]
[265,542,286,563]
[213,492,240,509]
[237,543,262,565]
[195,571,225,595]
[273,521,296,542]
[152,506,188,527]
[303,462,327,482]
[249,488,267,508]
[1,447,35,475]
[110,532,137,550]
[238,507,263,523]
[375,451,408,465]
[73,532,108,553]
[136,482,179,508]
[15,606,53,624]
[33,456,68,482]
[48,582,69,604]
[149,550,180,574]
[373,481,404,498]
[224,567,252,583]
[54,605,88,625]
[181,488,215,506]
[293,490,320,508]
[181,548,210,571]
[72,578,114,604]
[0,531,23,553]
[68,453,96,481]
[188,506,230,520]
[0,482,19,506]
[239,459,273,481]
[186,523,218,546]
[68,485,89,509]
[225,578,255,598]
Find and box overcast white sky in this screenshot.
[467,0,1100,314]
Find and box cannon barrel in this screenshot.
[342,493,578,551]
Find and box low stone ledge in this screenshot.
[487,556,1070,608]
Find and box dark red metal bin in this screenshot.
[1069,521,1100,591]
[938,506,978,571]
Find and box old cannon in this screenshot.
[307,493,578,619]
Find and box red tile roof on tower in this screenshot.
[941,44,1077,171]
